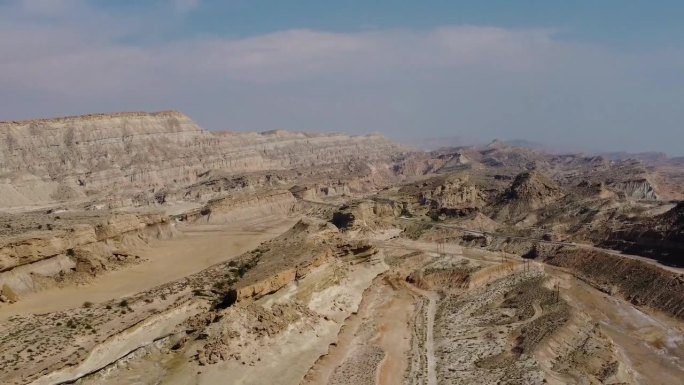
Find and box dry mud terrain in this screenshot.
[0,112,683,384]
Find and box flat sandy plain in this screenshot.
[0,216,297,321]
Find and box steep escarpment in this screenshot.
[0,112,215,206]
[217,130,404,168]
[0,112,406,209]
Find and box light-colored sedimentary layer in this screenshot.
[0,213,175,296]
[28,300,207,385]
[199,190,297,224]
[609,178,659,200]
[0,111,405,208]
[69,254,387,385]
[236,252,332,303]
[187,258,388,385]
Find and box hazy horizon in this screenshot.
[1,0,683,155]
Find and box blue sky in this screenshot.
[1,0,683,154]
[97,0,684,47]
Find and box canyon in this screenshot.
[0,111,682,385]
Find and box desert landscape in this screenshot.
[0,111,681,385]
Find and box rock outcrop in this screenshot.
[290,183,351,201]
[331,199,402,230]
[501,171,563,209]
[488,170,564,222]
[608,178,659,200]
[187,190,296,224]
[417,176,485,215]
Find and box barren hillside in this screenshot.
[0,111,682,385]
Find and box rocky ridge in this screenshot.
[0,110,683,385]
[0,111,406,209]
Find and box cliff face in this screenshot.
[331,199,402,230]
[417,176,485,215]
[608,178,659,200]
[0,112,210,205]
[0,211,175,297]
[195,190,297,224]
[0,112,406,208]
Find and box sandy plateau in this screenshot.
[0,111,683,385]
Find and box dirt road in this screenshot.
[402,282,437,385]
[398,218,684,274]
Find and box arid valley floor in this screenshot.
[0,111,683,384]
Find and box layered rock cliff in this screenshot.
[0,112,406,208]
[191,190,296,224]
[0,211,175,297]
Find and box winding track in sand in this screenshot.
[404,283,438,385]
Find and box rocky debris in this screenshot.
[195,302,313,366]
[327,345,385,385]
[475,278,569,368]
[434,269,551,385]
[290,183,351,201]
[331,199,402,230]
[0,284,18,303]
[549,323,622,383]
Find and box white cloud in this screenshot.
[0,2,683,154]
[0,24,566,89]
[174,0,201,13]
